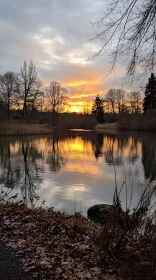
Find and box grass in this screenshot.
[0,114,97,136]
[0,122,53,136]
[95,122,117,130]
[96,115,156,132]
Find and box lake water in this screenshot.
[0,130,156,216]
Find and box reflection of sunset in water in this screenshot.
[0,132,155,216]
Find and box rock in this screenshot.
[87,204,113,224]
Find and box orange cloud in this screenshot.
[66,77,101,87]
[69,93,96,99]
[67,81,88,87]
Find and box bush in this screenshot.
[100,188,156,279]
[117,114,156,131]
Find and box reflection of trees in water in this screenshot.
[0,145,19,189]
[20,141,42,203]
[2,131,156,202]
[104,135,123,166]
[103,133,141,166]
[142,134,156,181]
[91,132,142,167]
[0,136,69,202]
[128,137,140,164]
[93,131,156,185]
[46,136,68,172]
[92,133,103,159]
[0,138,43,204]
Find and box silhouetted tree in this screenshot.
[17,60,43,122]
[128,91,142,114]
[92,94,104,123]
[0,97,7,120]
[0,72,17,119]
[143,73,156,114]
[46,81,68,126]
[116,89,125,114]
[105,89,116,115]
[105,88,126,115]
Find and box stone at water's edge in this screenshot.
[87,204,113,224]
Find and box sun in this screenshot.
[69,105,82,113]
[67,101,85,113]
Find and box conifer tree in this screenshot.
[143,73,156,114]
[92,94,104,123]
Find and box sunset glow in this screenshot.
[0,0,126,114]
[67,101,92,113]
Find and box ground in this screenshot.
[0,203,116,280]
[0,241,38,280]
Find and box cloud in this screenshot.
[0,0,125,111]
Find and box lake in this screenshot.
[0,130,155,216]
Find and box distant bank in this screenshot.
[95,115,156,132]
[0,122,53,136]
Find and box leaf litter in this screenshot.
[0,203,117,280]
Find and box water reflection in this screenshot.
[0,131,156,215]
[46,137,68,172]
[0,144,17,189]
[92,133,103,159]
[142,134,156,181]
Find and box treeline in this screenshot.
[92,73,156,123]
[0,60,68,123]
[104,89,142,114]
[92,91,142,124]
[1,60,156,128]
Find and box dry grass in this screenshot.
[118,115,156,131]
[95,115,156,131]
[0,122,52,136]
[95,122,117,130]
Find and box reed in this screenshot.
[95,122,117,130]
[0,122,52,136]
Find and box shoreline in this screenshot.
[1,121,156,137]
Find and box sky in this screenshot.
[0,0,126,112]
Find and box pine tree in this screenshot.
[143,73,156,114]
[92,94,104,123]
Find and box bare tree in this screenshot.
[116,89,125,114]
[105,89,117,114]
[128,91,142,113]
[90,0,156,78]
[17,60,43,122]
[0,72,17,119]
[46,81,68,126]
